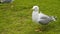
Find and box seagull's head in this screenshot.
[32,6,39,11]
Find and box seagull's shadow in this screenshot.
[39,24,55,32]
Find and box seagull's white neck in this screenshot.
[32,11,39,22]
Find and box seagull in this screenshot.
[32,6,56,25]
[32,6,56,31]
[0,0,14,3]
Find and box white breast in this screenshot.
[32,11,39,22]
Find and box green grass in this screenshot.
[0,0,60,34]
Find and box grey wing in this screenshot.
[40,16,49,19]
[39,17,52,25]
[1,0,13,3]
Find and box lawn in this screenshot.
[0,0,60,34]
